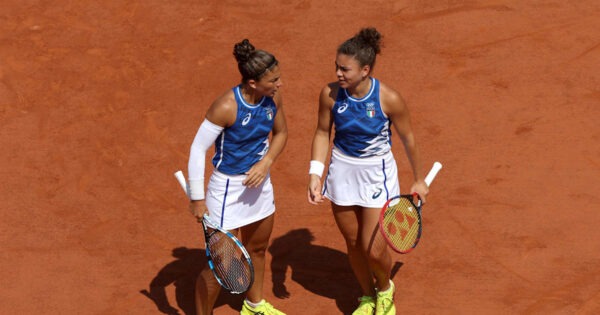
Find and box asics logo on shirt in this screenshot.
[242,113,252,126]
[337,103,348,114]
[372,188,383,199]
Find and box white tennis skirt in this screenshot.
[324,147,400,208]
[205,170,276,230]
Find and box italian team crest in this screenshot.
[265,108,274,120]
[366,103,376,118]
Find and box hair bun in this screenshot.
[233,39,256,64]
[357,27,382,54]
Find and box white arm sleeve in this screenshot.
[188,119,223,200]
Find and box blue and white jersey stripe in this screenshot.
[332,78,391,157]
[212,85,276,174]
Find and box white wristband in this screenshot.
[309,160,325,177]
[188,179,205,200]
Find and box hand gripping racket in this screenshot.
[174,170,254,294]
[379,162,442,254]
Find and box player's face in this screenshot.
[335,54,369,89]
[255,65,283,98]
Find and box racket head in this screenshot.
[379,194,423,254]
[201,215,254,294]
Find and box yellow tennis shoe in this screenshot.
[375,280,396,315]
[352,295,376,315]
[240,299,286,315]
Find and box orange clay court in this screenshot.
[1,1,599,314]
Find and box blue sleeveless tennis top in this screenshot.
[212,85,277,174]
[332,78,392,157]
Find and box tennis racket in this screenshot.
[174,170,254,294]
[379,161,442,254]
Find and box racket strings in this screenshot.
[381,198,421,251]
[207,232,252,292]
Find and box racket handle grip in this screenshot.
[424,162,443,187]
[174,170,191,199]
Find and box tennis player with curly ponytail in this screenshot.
[188,39,287,315]
[308,27,429,315]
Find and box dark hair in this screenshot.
[233,39,278,83]
[337,27,382,70]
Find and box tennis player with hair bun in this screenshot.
[307,27,429,315]
[187,39,287,315]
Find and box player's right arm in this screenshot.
[308,84,335,204]
[188,92,236,219]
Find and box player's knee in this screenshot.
[366,249,390,267]
[343,236,361,250]
[246,243,268,256]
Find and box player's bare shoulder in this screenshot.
[379,82,407,115]
[320,82,339,109]
[206,89,237,127]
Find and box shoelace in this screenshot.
[355,297,375,314]
[377,297,393,313]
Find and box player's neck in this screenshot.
[348,77,372,99]
[240,86,261,104]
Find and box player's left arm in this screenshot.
[264,93,288,166]
[381,83,429,202]
[243,93,288,187]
